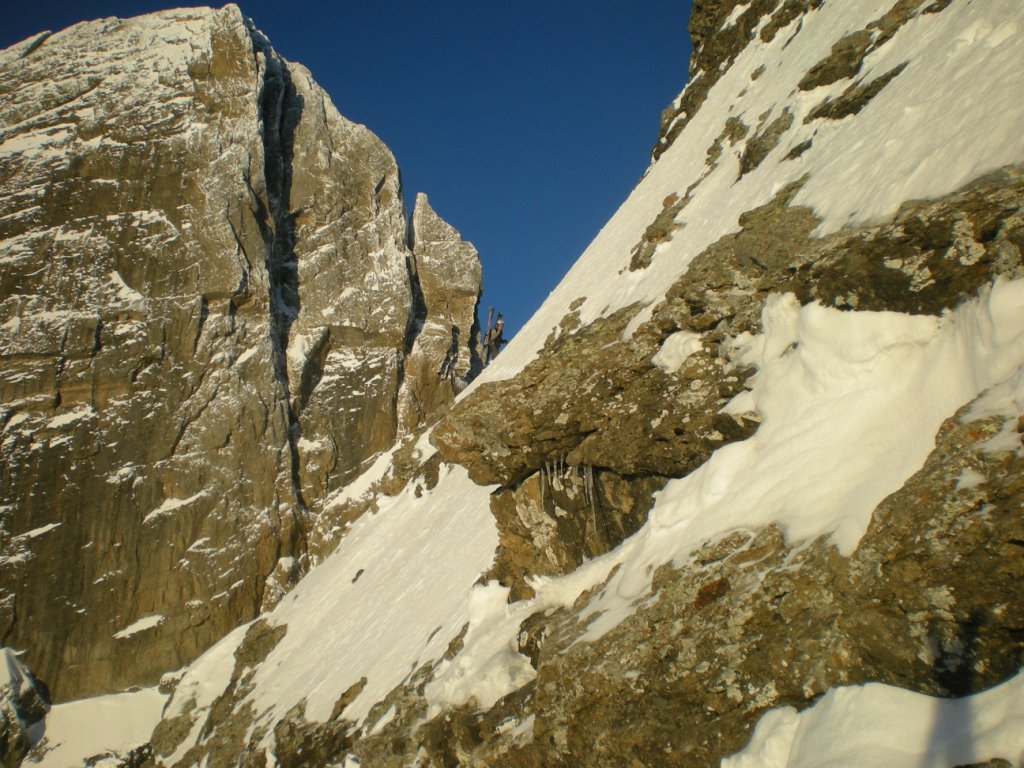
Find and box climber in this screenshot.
[438,326,459,381]
[483,313,508,365]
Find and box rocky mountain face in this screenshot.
[0,5,480,706]
[397,193,483,437]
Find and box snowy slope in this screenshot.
[23,688,165,767]
[478,0,1024,383]
[159,465,498,761]
[724,671,1024,767]
[426,279,1024,708]
[416,0,1024,715]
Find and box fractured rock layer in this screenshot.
[397,193,483,436]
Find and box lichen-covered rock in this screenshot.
[0,6,480,702]
[403,390,1024,767]
[432,164,1021,602]
[655,0,824,160]
[653,0,942,159]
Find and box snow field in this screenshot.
[163,464,499,760]
[247,465,498,730]
[723,671,1024,768]
[23,687,166,768]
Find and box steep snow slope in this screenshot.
[428,279,1024,709]
[481,0,1024,381]
[23,687,165,767]
[724,671,1024,767]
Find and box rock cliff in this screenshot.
[397,193,483,436]
[0,5,481,704]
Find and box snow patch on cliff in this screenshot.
[247,465,497,729]
[24,687,165,768]
[112,614,165,640]
[167,464,498,756]
[652,330,703,373]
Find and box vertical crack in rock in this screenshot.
[399,222,429,400]
[250,27,308,510]
[395,194,483,435]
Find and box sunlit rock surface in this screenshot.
[0,5,480,702]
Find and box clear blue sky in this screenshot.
[1,2,693,335]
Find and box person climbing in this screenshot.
[484,312,508,365]
[438,326,459,381]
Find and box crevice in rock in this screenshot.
[19,31,52,59]
[399,213,429,382]
[191,296,209,355]
[295,331,332,415]
[1,595,17,646]
[248,26,308,511]
[168,381,222,457]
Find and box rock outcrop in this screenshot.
[0,5,481,702]
[396,193,483,435]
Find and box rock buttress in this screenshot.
[396,192,483,435]
[0,5,442,700]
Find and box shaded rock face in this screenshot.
[0,650,48,768]
[0,6,480,701]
